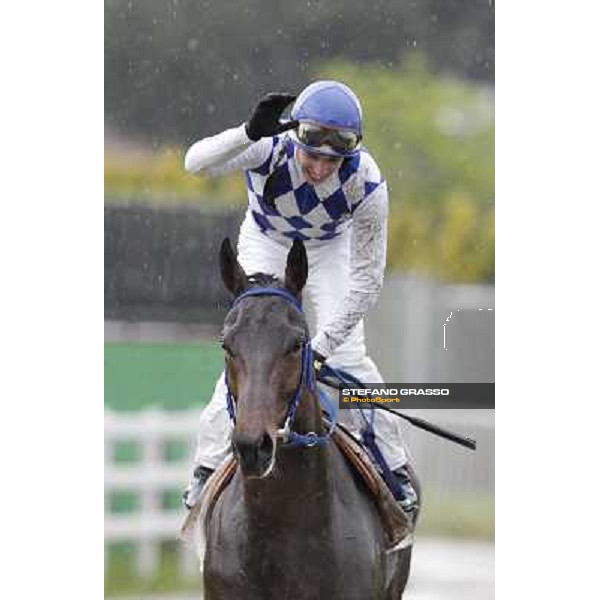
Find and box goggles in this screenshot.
[295,122,361,156]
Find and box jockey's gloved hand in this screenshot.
[313,350,327,373]
[245,93,298,141]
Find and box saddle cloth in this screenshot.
[180,428,413,562]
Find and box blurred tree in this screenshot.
[318,56,494,282]
[105,54,494,282]
[105,0,494,143]
[320,55,494,210]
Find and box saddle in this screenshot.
[331,425,413,550]
[181,428,413,556]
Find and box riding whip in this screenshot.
[316,371,477,451]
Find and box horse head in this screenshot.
[219,237,313,478]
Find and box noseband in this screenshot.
[224,286,336,448]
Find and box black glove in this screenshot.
[313,350,327,373]
[245,93,298,141]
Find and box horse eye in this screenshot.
[221,343,235,359]
[288,340,303,355]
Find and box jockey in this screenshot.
[182,81,418,515]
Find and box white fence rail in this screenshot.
[105,409,202,579]
[105,408,494,579]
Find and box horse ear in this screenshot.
[284,240,308,296]
[219,238,248,296]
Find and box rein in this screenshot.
[316,363,477,451]
[224,286,336,448]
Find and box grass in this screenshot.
[417,492,495,540]
[105,541,200,597]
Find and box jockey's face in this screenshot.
[296,148,343,185]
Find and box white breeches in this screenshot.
[192,214,408,471]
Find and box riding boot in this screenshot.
[391,465,419,518]
[182,465,215,510]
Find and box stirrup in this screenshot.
[399,496,419,515]
[392,466,419,512]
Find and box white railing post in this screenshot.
[136,409,162,579]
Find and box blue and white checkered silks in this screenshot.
[244,135,385,243]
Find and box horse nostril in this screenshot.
[233,431,275,476]
[257,432,274,463]
[232,432,254,458]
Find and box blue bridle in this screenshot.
[224,286,336,448]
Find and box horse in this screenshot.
[201,237,418,599]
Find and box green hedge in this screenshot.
[104,343,223,410]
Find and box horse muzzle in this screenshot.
[232,430,276,478]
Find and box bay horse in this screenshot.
[202,238,416,599]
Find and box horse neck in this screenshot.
[242,386,333,527]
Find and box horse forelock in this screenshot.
[246,272,282,288]
[222,272,308,340]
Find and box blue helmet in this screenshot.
[289,81,363,157]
